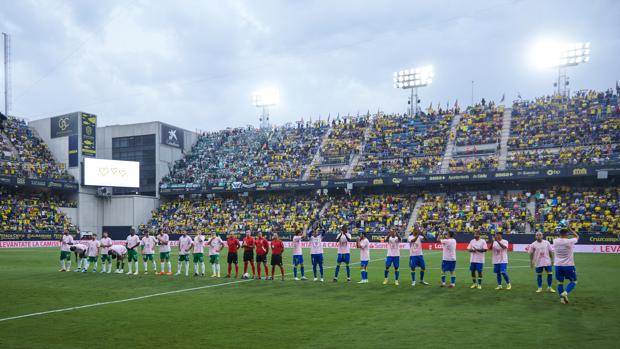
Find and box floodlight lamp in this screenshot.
[252,88,280,107]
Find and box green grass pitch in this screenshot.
[0,247,619,348]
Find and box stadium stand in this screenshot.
[0,187,76,233]
[0,117,74,181]
[455,102,503,146]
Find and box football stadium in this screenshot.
[1,1,620,348]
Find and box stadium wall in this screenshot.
[101,195,159,231]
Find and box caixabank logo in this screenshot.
[572,168,587,175]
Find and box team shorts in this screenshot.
[127,249,139,262]
[143,254,154,261]
[555,266,577,282]
[409,255,426,270]
[227,252,238,264]
[271,254,283,266]
[159,252,170,260]
[385,256,400,269]
[87,256,98,263]
[293,255,304,265]
[441,260,456,272]
[178,254,189,262]
[535,266,553,274]
[469,262,484,273]
[243,250,254,262]
[60,251,71,260]
[493,263,507,273]
[256,254,267,263]
[209,255,220,264]
[193,253,204,263]
[360,260,369,268]
[311,254,323,265]
[337,253,350,264]
[101,254,111,262]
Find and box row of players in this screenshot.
[59,226,580,304]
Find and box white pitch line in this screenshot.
[0,256,388,323]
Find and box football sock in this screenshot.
[420,270,425,281]
[144,262,148,271]
[566,281,576,293]
[497,273,502,285]
[300,266,304,277]
[280,266,285,280]
[93,261,98,271]
[313,264,317,277]
[451,276,456,285]
[271,266,275,277]
[84,260,90,271]
[185,261,189,275]
[161,262,165,271]
[557,283,564,297]
[477,278,482,285]
[243,261,248,274]
[319,263,323,278]
[61,260,65,270]
[152,261,157,271]
[67,260,72,269]
[346,266,350,278]
[384,269,389,278]
[194,264,199,274]
[263,265,268,277]
[547,274,553,287]
[134,261,139,273]
[250,261,256,276]
[234,264,238,277]
[441,275,446,283]
[411,271,416,282]
[128,262,133,273]
[335,265,340,278]
[227,264,232,275]
[201,262,205,274]
[502,273,510,283]
[395,271,399,280]
[537,274,543,288]
[294,267,298,278]
[177,261,182,273]
[212,264,216,275]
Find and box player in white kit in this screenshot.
[207,232,224,277]
[192,230,206,276]
[292,230,307,280]
[157,228,172,275]
[383,229,401,286]
[70,242,87,272]
[333,226,352,282]
[59,229,74,272]
[554,227,579,304]
[126,229,141,275]
[140,230,158,274]
[100,232,113,273]
[491,232,511,290]
[309,229,324,282]
[408,229,429,286]
[528,231,555,293]
[176,230,194,276]
[83,235,100,273]
[440,230,457,288]
[108,244,128,273]
[357,232,370,284]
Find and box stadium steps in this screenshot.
[497,108,512,170]
[0,131,19,158]
[439,113,461,173]
[407,196,425,231]
[344,124,372,179]
[302,126,333,180]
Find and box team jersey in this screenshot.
[256,237,269,255]
[529,240,554,267]
[158,234,170,253]
[100,237,113,254]
[440,238,457,261]
[60,234,74,252]
[358,238,370,261]
[310,235,323,254]
[126,235,140,250]
[207,236,224,256]
[467,239,487,263]
[408,235,423,256]
[73,243,87,254]
[227,238,240,253]
[178,235,193,255]
[336,233,352,254]
[491,239,509,264]
[242,236,255,251]
[386,236,400,257]
[553,237,578,266]
[110,245,127,257]
[87,240,100,257]
[141,236,157,254]
[271,239,284,255]
[292,235,303,256]
[193,235,205,254]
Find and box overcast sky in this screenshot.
[1,0,618,131]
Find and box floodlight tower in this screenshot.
[252,88,279,129]
[552,42,591,98]
[393,66,433,117]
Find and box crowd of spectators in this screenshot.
[416,192,532,233]
[506,144,620,169]
[534,187,619,234]
[0,117,73,181]
[318,117,368,165]
[0,188,76,233]
[455,102,503,146]
[149,195,325,234]
[162,122,327,185]
[352,156,441,177]
[509,90,620,150]
[448,155,498,173]
[312,194,415,234]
